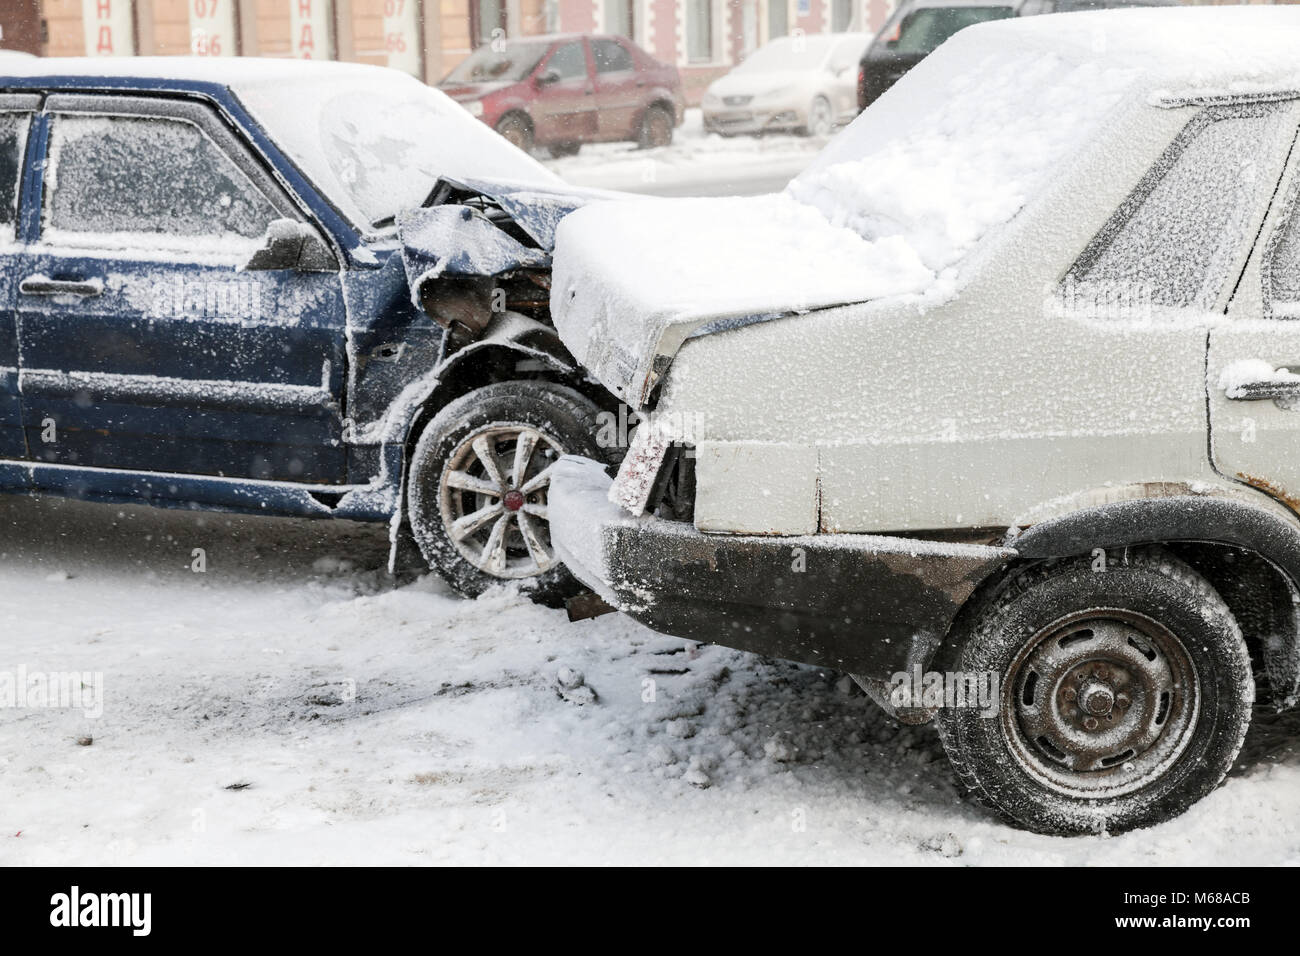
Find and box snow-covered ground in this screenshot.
[540,109,826,197]
[2,495,1297,865]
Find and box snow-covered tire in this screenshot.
[637,105,673,148]
[407,381,605,605]
[495,113,534,153]
[937,548,1254,835]
[801,96,832,137]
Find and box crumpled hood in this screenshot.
[397,176,630,293]
[549,193,934,407]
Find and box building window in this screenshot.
[768,0,788,39]
[687,0,713,62]
[832,0,853,31]
[605,0,635,37]
[472,0,508,47]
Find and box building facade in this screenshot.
[2,0,894,102]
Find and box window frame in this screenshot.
[35,94,310,261]
[592,37,636,75]
[1063,102,1295,317]
[0,93,38,245]
[542,39,591,83]
[1258,122,1300,321]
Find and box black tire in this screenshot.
[495,113,534,152]
[547,141,581,158]
[937,548,1254,835]
[637,105,673,149]
[407,381,606,605]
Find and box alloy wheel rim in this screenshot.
[438,424,563,579]
[1002,609,1200,798]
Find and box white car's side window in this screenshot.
[1264,179,1300,318]
[42,112,277,252]
[1065,109,1290,318]
[0,111,29,243]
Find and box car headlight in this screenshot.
[463,100,484,118]
[760,86,793,101]
[702,92,721,108]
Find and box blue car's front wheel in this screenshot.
[407,381,606,604]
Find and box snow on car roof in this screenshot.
[0,54,382,86]
[551,6,1300,403]
[0,55,561,233]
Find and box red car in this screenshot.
[439,34,684,157]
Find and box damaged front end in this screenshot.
[341,177,629,567]
[398,177,625,339]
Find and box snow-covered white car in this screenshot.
[702,33,870,137]
[548,7,1300,834]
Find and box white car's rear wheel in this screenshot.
[937,549,1254,834]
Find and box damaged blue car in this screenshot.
[0,56,621,601]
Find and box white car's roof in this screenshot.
[957,6,1300,94]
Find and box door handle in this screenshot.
[1222,362,1300,401]
[1225,380,1300,401]
[19,275,103,298]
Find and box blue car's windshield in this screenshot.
[234,68,560,235]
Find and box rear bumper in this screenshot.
[551,456,1014,681]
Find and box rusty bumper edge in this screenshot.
[552,457,1015,681]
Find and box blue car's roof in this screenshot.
[0,55,386,96]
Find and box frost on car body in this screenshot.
[550,7,1300,833]
[0,57,620,600]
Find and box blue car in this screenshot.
[0,57,619,602]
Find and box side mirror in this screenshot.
[536,69,561,87]
[245,218,336,272]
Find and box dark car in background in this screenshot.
[0,57,625,605]
[857,0,1181,109]
[439,34,685,156]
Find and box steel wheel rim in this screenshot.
[438,423,564,580]
[1002,609,1200,798]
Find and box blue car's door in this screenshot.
[0,95,38,461]
[15,94,347,483]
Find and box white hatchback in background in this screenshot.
[549,7,1300,835]
[702,33,870,137]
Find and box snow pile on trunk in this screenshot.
[551,7,1300,403]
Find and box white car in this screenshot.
[548,7,1300,834]
[702,33,870,137]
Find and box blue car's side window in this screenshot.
[0,111,29,242]
[43,113,277,254]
